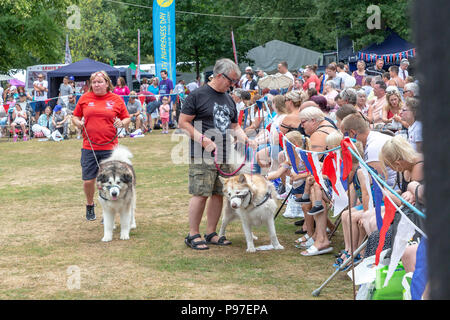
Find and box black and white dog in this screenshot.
[96,146,136,242]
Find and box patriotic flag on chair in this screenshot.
[323,152,348,217]
[298,150,328,193]
[284,137,299,174]
[375,195,397,266]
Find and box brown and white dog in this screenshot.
[219,173,284,253]
[96,145,136,242]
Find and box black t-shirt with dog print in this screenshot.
[181,84,238,162]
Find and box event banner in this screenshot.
[153,0,176,84]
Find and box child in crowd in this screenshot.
[266,130,310,222]
[159,96,171,134]
[266,131,310,200]
[294,131,327,215]
[11,102,28,142]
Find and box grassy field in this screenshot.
[0,131,354,300]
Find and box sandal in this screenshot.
[204,232,232,246]
[185,233,209,250]
[295,234,310,244]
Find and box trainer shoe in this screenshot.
[295,197,311,204]
[276,183,286,195]
[13,134,18,142]
[86,204,96,221]
[307,204,325,216]
[23,135,28,142]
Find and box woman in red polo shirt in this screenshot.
[72,71,130,221]
[302,65,321,92]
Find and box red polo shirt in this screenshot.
[73,91,129,151]
[303,73,321,92]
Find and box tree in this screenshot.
[0,0,71,73]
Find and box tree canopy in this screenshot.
[0,0,413,75]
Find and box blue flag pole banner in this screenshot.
[153,0,176,84]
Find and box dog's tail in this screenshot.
[106,145,133,165]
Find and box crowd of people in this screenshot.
[0,70,202,141]
[178,57,426,299]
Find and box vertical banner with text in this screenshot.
[153,0,176,84]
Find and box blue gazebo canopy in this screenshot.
[47,58,120,98]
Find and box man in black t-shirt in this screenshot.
[179,58,257,250]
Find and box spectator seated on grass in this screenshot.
[125,91,146,134]
[32,106,53,139]
[52,104,70,140]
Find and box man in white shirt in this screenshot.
[399,59,409,81]
[186,80,199,93]
[337,62,356,88]
[174,80,185,95]
[33,73,48,122]
[340,113,396,187]
[277,61,294,91]
[239,66,255,88]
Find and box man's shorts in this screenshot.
[80,148,113,181]
[188,159,233,197]
[35,101,46,113]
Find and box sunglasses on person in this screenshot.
[222,73,239,85]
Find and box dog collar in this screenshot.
[254,192,272,207]
[99,191,109,201]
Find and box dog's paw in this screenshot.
[120,233,130,240]
[130,224,136,230]
[274,244,285,250]
[102,236,113,242]
[252,233,258,240]
[246,247,257,253]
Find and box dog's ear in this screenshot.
[97,173,108,183]
[238,173,251,186]
[122,173,133,184]
[218,176,227,186]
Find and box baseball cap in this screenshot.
[69,75,75,81]
[53,105,62,112]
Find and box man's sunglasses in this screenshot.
[222,73,239,85]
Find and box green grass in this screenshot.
[0,132,352,300]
